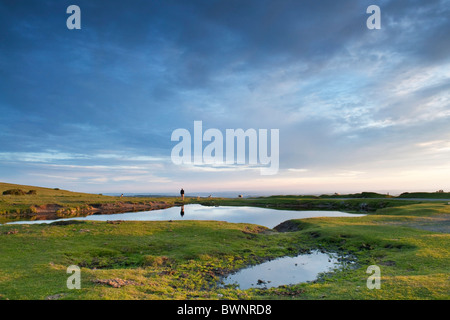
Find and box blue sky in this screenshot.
[1,0,449,195]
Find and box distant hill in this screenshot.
[397,192,450,199]
[0,182,91,197]
[319,192,392,199]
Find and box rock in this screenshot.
[256,279,267,285]
[46,293,65,300]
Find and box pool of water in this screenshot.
[222,250,341,289]
[4,204,365,228]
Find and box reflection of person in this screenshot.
[180,205,185,217]
[180,188,185,201]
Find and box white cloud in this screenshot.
[287,168,309,173]
[0,152,89,163]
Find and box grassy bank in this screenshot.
[194,196,424,213]
[0,182,180,220]
[0,201,448,300]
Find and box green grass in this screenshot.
[0,182,180,218]
[0,202,448,300]
[0,220,297,299]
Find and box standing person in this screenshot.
[180,188,185,201]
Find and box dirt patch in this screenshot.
[32,204,63,214]
[1,229,19,235]
[93,278,141,288]
[107,220,123,225]
[88,201,171,214]
[25,201,174,220]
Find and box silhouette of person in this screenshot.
[180,188,185,201]
[180,205,185,217]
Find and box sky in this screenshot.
[0,0,449,195]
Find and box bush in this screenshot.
[3,189,26,195]
[27,190,37,195]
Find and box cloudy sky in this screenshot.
[0,0,449,195]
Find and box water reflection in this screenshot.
[4,204,365,228]
[222,250,340,289]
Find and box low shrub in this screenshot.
[2,189,26,195]
[2,189,37,195]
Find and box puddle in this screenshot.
[221,250,343,289]
[3,204,365,228]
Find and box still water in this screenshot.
[222,250,341,289]
[5,204,365,228]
